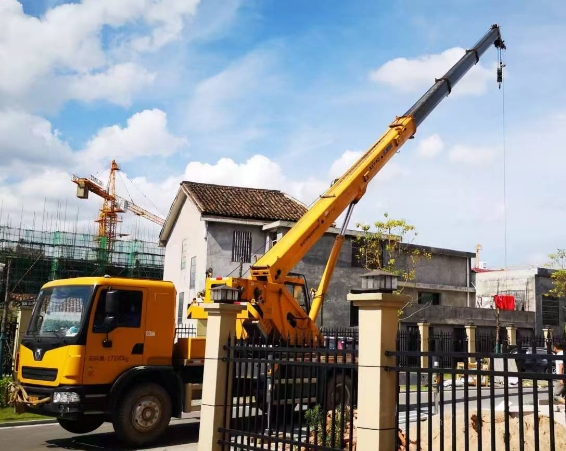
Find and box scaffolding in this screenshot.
[0,223,164,300]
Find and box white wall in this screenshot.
[163,199,207,325]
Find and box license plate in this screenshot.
[28,396,38,403]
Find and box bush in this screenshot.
[0,377,12,408]
[304,404,348,448]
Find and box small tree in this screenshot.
[354,213,432,318]
[545,249,566,297]
[544,249,566,335]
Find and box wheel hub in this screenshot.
[132,396,161,431]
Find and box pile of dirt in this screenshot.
[283,410,421,451]
[409,411,566,451]
[397,429,422,451]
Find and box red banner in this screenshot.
[493,294,515,310]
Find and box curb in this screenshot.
[0,416,199,429]
[0,418,57,428]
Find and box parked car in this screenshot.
[511,346,556,374]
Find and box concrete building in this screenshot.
[158,182,308,325]
[159,181,478,329]
[474,267,566,336]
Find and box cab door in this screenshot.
[83,286,146,385]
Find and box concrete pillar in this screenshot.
[198,303,245,451]
[465,325,477,364]
[417,322,429,369]
[347,291,410,451]
[506,324,517,346]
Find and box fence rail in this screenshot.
[219,332,358,451]
[389,334,566,451]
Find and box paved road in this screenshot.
[400,385,555,412]
[0,418,199,451]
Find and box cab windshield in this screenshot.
[28,285,94,338]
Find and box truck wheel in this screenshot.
[113,383,172,447]
[326,373,353,411]
[57,417,104,434]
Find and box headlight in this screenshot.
[52,391,80,404]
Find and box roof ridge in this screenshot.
[182,180,283,193]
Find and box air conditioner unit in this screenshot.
[479,261,488,269]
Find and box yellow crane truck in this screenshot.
[12,24,505,447]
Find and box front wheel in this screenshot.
[58,417,104,434]
[113,383,172,447]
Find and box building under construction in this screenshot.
[0,222,164,303]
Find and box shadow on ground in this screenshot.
[44,422,199,451]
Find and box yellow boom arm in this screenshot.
[201,25,506,342]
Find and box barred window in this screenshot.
[232,231,252,263]
[189,256,196,289]
[542,296,560,326]
[351,239,367,268]
[180,239,188,270]
[177,292,185,325]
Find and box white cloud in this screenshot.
[0,110,73,166]
[369,47,493,96]
[81,109,188,165]
[448,144,497,165]
[129,0,200,52]
[64,63,156,107]
[328,149,409,184]
[0,0,199,109]
[417,134,444,158]
[328,150,362,179]
[0,108,188,233]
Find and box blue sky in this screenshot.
[1,0,566,269]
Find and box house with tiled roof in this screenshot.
[159,181,482,333]
[159,181,310,324]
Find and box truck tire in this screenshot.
[326,373,353,411]
[57,417,104,434]
[112,382,172,447]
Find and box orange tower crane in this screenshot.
[72,160,165,254]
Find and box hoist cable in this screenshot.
[499,45,508,291]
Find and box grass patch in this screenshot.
[0,407,49,423]
[399,385,428,392]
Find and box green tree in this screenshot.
[544,249,566,297]
[354,213,432,317]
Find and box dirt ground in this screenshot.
[407,410,566,451]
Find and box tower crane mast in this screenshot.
[72,160,165,254]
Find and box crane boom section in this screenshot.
[251,117,415,283]
[250,24,505,284]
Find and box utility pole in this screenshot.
[0,259,11,377]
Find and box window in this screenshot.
[189,257,196,290]
[418,291,440,305]
[542,296,560,326]
[93,289,143,333]
[232,231,252,263]
[181,239,188,270]
[351,240,365,268]
[177,292,185,325]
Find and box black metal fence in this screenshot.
[388,334,566,451]
[397,329,422,367]
[219,331,358,451]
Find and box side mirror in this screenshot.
[105,290,120,316]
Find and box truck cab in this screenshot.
[15,276,199,447]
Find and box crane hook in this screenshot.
[497,61,505,89]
